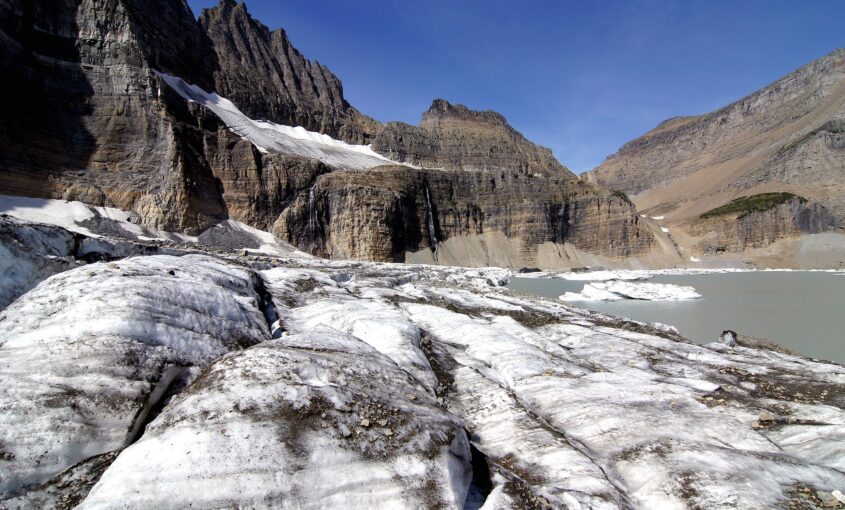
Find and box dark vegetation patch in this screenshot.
[700,192,806,220]
[611,189,633,205]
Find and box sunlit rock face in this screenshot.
[198,0,381,145]
[275,164,652,264]
[585,49,845,260]
[371,99,574,176]
[686,197,837,254]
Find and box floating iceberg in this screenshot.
[561,281,702,301]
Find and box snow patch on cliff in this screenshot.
[157,72,404,170]
[0,194,308,258]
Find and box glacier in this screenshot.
[0,213,844,509]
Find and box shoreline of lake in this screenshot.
[507,271,845,363]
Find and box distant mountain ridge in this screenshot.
[585,48,845,266]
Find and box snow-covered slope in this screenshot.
[80,331,471,509]
[2,221,845,509]
[158,73,404,170]
[0,216,82,310]
[0,194,309,255]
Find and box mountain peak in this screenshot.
[370,99,572,176]
[198,0,379,143]
[420,99,508,129]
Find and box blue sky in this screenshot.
[187,0,845,173]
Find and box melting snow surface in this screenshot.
[0,255,269,497]
[0,194,308,258]
[0,195,133,238]
[2,218,845,509]
[157,72,403,170]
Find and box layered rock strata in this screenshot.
[687,197,837,254]
[585,49,845,261]
[0,0,654,267]
[274,165,652,264]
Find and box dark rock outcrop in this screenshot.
[0,0,227,233]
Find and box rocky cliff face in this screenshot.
[0,0,228,234]
[273,165,651,264]
[0,0,656,268]
[686,198,837,255]
[586,49,845,198]
[584,49,845,262]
